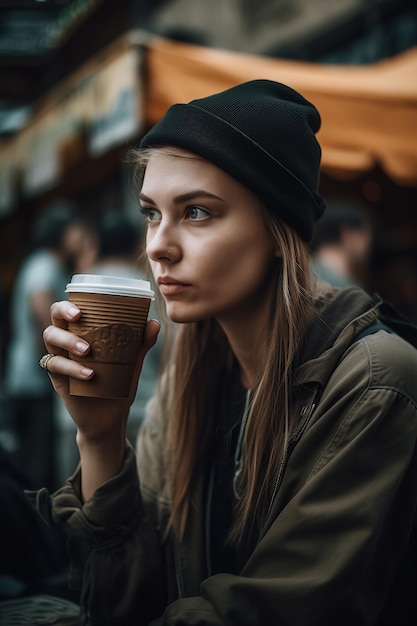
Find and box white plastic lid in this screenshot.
[65,274,154,298]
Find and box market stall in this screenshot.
[1,34,416,218]
[143,38,417,187]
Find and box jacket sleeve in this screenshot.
[152,334,417,625]
[35,445,166,626]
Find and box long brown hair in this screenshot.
[130,146,314,541]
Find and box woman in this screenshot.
[36,81,417,625]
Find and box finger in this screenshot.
[43,353,94,381]
[128,319,161,405]
[50,300,82,330]
[42,322,93,388]
[142,319,161,352]
[43,325,90,359]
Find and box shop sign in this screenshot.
[22,109,61,196]
[88,49,142,156]
[0,40,143,204]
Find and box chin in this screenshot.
[167,312,199,324]
[165,303,209,324]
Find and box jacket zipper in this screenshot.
[205,465,216,577]
[174,542,185,598]
[233,390,252,498]
[266,388,320,520]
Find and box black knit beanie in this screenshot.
[140,79,326,242]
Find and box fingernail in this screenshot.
[68,306,80,317]
[76,341,89,354]
[81,368,94,377]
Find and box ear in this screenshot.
[274,246,283,259]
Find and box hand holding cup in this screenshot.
[42,275,159,443]
[65,274,155,399]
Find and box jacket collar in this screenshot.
[294,285,381,390]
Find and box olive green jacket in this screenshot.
[37,286,417,625]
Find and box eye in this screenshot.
[187,206,210,221]
[139,206,160,222]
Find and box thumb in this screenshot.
[142,318,161,352]
[128,319,161,405]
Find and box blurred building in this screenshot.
[0,0,416,323]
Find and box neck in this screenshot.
[218,301,271,391]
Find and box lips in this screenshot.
[157,276,190,295]
[157,276,186,286]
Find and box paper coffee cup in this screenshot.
[65,274,154,399]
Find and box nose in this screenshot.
[146,225,179,263]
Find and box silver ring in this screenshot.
[39,353,55,371]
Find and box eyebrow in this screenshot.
[139,190,226,204]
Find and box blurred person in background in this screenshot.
[374,249,417,324]
[0,280,8,377]
[310,201,373,289]
[91,211,162,445]
[51,213,99,486]
[4,200,88,491]
[70,214,99,275]
[92,210,143,278]
[0,279,14,456]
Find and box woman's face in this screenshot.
[140,148,279,325]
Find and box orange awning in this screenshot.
[143,39,417,186]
